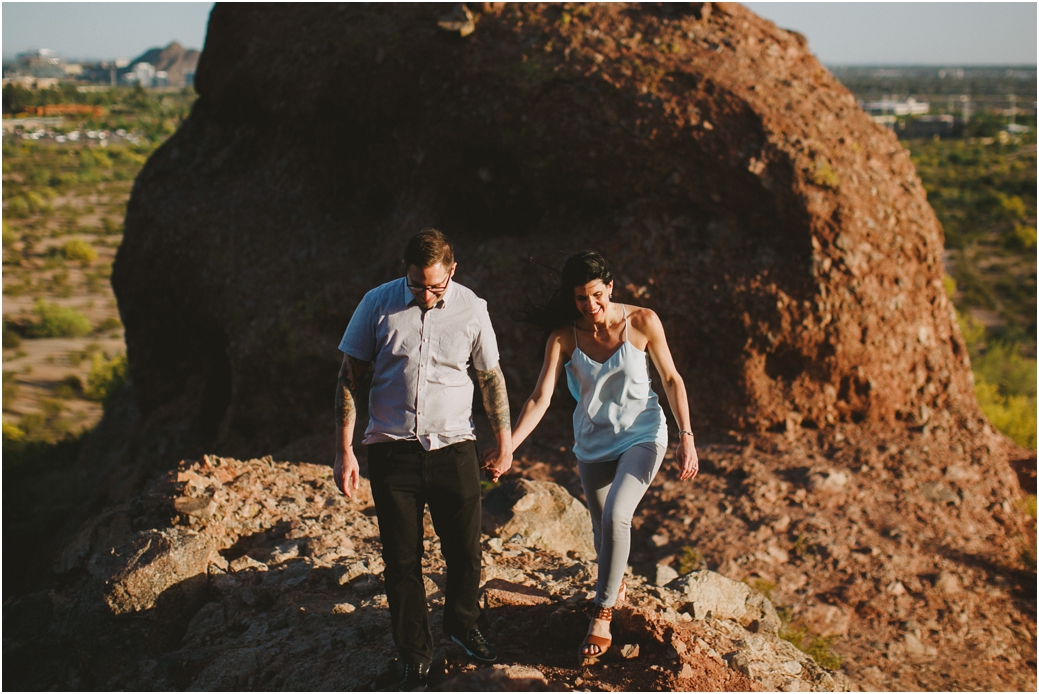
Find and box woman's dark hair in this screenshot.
[520,250,614,333]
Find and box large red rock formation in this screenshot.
[112,2,977,456]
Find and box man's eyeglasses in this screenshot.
[406,277,451,294]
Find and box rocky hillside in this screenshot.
[3,455,846,691]
[129,42,200,87]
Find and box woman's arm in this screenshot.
[642,310,699,480]
[511,330,568,450]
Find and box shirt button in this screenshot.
[423,338,428,342]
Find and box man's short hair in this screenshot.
[405,228,455,269]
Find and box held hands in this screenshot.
[479,446,514,483]
[677,434,699,481]
[333,447,361,497]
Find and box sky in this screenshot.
[2,2,214,61]
[744,2,1037,65]
[1,2,1036,65]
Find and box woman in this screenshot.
[507,250,699,663]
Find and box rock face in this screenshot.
[667,569,782,635]
[101,527,214,615]
[2,455,846,691]
[483,478,597,560]
[111,2,978,463]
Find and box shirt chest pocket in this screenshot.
[430,332,472,383]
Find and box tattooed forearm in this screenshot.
[335,374,356,428]
[335,357,369,429]
[476,365,512,437]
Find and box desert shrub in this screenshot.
[67,342,102,367]
[53,374,84,399]
[25,299,92,338]
[94,316,122,334]
[52,171,80,188]
[2,324,22,348]
[5,196,31,218]
[746,578,776,602]
[975,381,1037,449]
[972,341,1037,398]
[13,399,75,444]
[2,222,18,247]
[780,624,844,670]
[678,545,705,574]
[27,168,51,187]
[5,191,53,218]
[1019,495,1037,519]
[101,217,123,235]
[3,370,20,407]
[61,238,97,264]
[2,419,86,471]
[84,352,127,408]
[1004,224,1037,251]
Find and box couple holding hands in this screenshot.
[333,228,698,690]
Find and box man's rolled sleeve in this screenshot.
[469,299,500,372]
[339,291,377,361]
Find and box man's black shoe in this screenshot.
[449,627,497,664]
[398,661,430,692]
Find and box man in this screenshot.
[333,228,513,691]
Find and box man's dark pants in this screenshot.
[367,440,482,665]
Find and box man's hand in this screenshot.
[480,446,513,483]
[475,364,513,484]
[677,435,699,481]
[334,447,361,497]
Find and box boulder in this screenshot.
[483,479,596,560]
[666,569,782,635]
[108,2,979,468]
[100,527,214,615]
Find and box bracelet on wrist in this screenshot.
[678,430,694,438]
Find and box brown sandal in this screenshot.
[580,606,613,665]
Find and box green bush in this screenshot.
[101,217,123,235]
[94,316,122,333]
[2,417,86,467]
[3,370,20,407]
[61,238,97,264]
[2,223,18,247]
[53,374,84,400]
[5,191,53,218]
[5,196,31,218]
[26,299,93,338]
[85,352,127,408]
[52,171,80,188]
[959,314,1038,449]
[972,341,1038,399]
[780,624,844,670]
[1004,225,1037,251]
[27,168,51,187]
[975,380,1037,449]
[2,324,22,348]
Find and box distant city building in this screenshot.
[860,97,930,117]
[124,62,157,87]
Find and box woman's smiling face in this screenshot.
[574,279,613,323]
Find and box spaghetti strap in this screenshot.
[573,322,579,353]
[622,305,628,342]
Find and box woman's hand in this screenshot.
[677,435,699,480]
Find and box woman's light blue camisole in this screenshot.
[564,306,668,463]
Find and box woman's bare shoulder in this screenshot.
[547,325,575,351]
[626,305,661,330]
